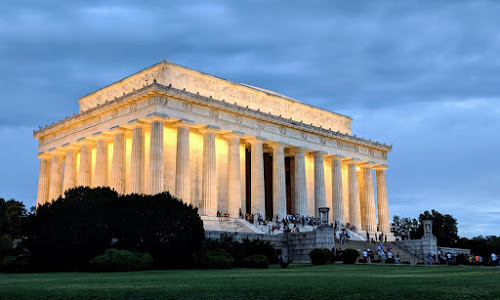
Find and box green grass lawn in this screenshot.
[1,264,499,300]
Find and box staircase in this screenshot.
[339,239,422,265]
[201,216,263,233]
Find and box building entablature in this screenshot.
[33,82,392,161]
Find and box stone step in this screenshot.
[339,240,421,265]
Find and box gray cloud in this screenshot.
[1,0,499,237]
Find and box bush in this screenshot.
[88,249,153,272]
[342,248,359,264]
[309,248,332,265]
[240,255,269,268]
[203,236,277,265]
[0,234,13,260]
[1,255,30,273]
[200,249,235,269]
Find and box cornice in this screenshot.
[34,80,392,152]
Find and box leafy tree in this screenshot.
[0,198,28,238]
[24,187,204,271]
[390,215,419,239]
[416,210,458,247]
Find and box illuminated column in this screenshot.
[78,140,93,187]
[249,137,265,216]
[201,126,219,216]
[175,121,192,204]
[36,154,51,205]
[226,132,243,219]
[293,148,308,216]
[313,151,326,215]
[361,166,377,233]
[149,119,165,195]
[110,128,126,194]
[331,156,345,226]
[271,143,287,220]
[130,123,144,194]
[62,146,77,192]
[376,167,390,233]
[48,152,64,202]
[94,135,110,187]
[348,161,362,230]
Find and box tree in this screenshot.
[0,198,28,238]
[391,215,419,239]
[24,187,205,271]
[416,210,458,247]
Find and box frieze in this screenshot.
[279,126,286,135]
[209,108,219,118]
[34,81,392,154]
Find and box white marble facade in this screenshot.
[34,61,392,234]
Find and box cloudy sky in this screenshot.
[1,1,499,237]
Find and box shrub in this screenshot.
[200,249,235,269]
[342,248,359,264]
[0,234,13,260]
[203,236,277,265]
[309,248,332,265]
[89,249,153,272]
[240,255,269,268]
[1,254,30,273]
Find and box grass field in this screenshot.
[1,264,499,300]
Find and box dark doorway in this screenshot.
[245,148,251,214]
[264,153,273,219]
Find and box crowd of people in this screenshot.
[358,243,400,263]
[240,211,325,234]
[425,250,500,266]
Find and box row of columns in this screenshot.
[36,119,390,233]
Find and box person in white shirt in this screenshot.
[387,251,393,259]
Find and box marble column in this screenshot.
[226,133,242,219]
[294,148,308,216]
[62,147,77,193]
[130,123,144,194]
[313,152,326,216]
[348,162,362,230]
[376,167,390,233]
[48,152,64,202]
[249,138,265,216]
[175,122,192,204]
[149,120,164,195]
[362,166,377,233]
[36,155,51,205]
[201,126,218,216]
[331,156,344,226]
[271,143,287,220]
[110,129,126,194]
[94,137,109,187]
[78,141,93,187]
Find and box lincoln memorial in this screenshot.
[33,61,392,237]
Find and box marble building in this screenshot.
[33,60,392,235]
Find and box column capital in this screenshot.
[61,142,80,151]
[198,125,221,135]
[174,118,195,128]
[37,151,52,160]
[76,137,96,147]
[224,130,244,140]
[267,141,287,150]
[344,157,362,165]
[126,119,148,129]
[374,164,389,171]
[326,154,345,161]
[109,125,129,134]
[310,151,327,157]
[290,147,307,155]
[145,112,170,122]
[90,131,113,142]
[358,161,377,169]
[246,136,266,145]
[48,148,65,156]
